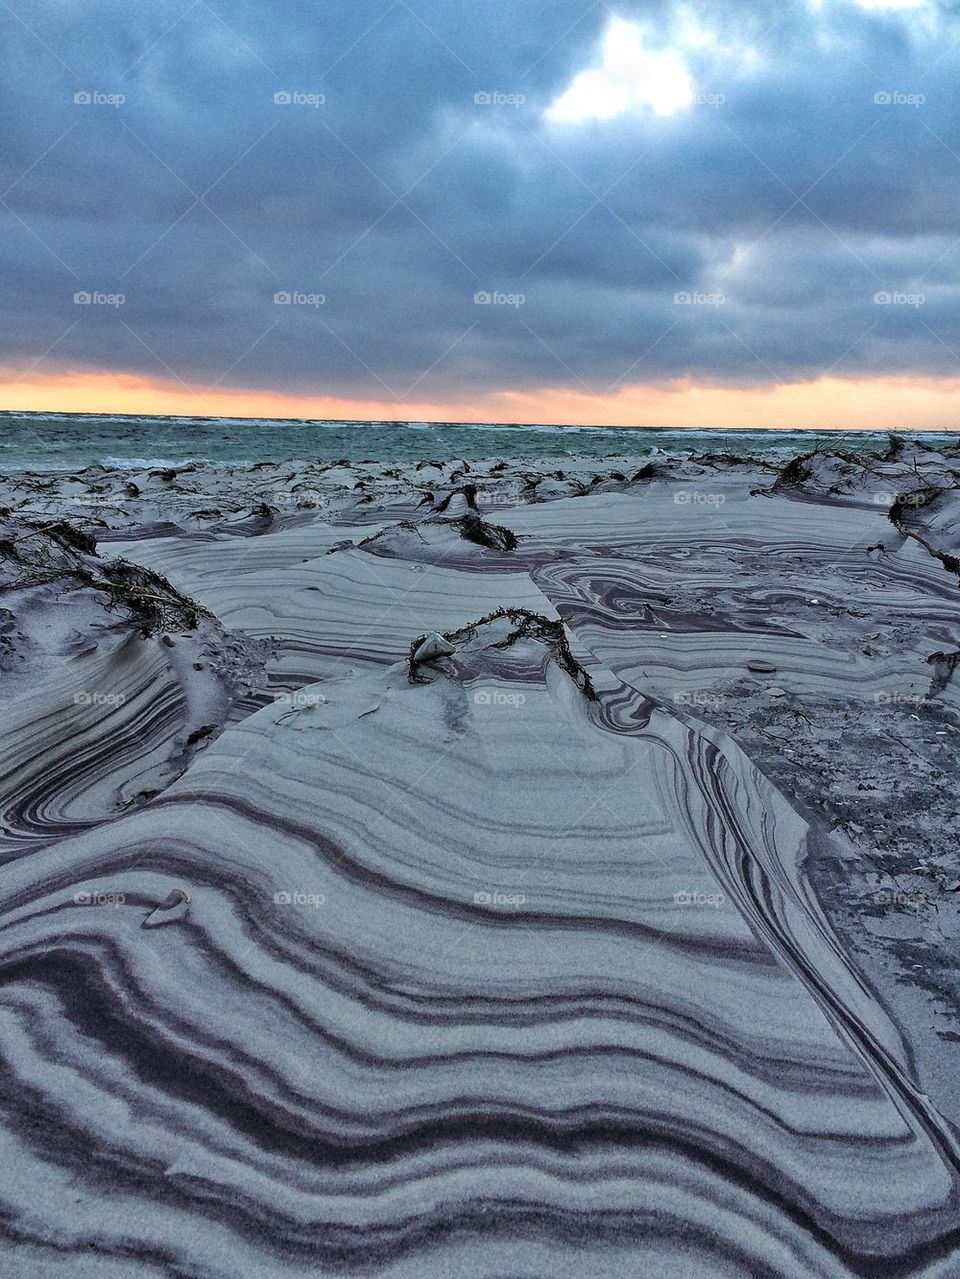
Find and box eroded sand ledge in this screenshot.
[1,438,959,1277]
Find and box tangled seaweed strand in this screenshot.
[888,487,960,578]
[408,606,596,700]
[0,519,210,634]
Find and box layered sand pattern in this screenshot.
[1,439,959,1276]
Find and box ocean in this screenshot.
[1,411,956,469]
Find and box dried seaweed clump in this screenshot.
[0,518,209,635]
[95,559,210,633]
[887,487,937,523]
[887,487,960,579]
[770,452,816,490]
[408,606,596,700]
[456,513,517,552]
[926,649,960,697]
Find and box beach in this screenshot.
[1,432,959,1276]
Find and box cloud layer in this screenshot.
[2,0,960,412]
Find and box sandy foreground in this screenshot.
[0,438,959,1277]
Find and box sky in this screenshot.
[2,0,959,429]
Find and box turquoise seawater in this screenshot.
[0,411,956,469]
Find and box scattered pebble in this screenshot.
[141,888,191,930]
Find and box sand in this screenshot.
[0,437,959,1276]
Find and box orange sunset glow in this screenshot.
[3,369,959,431]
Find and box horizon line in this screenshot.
[3,407,958,434]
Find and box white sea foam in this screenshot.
[102,456,213,469]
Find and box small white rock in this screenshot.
[413,632,456,665]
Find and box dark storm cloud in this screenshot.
[2,0,960,401]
